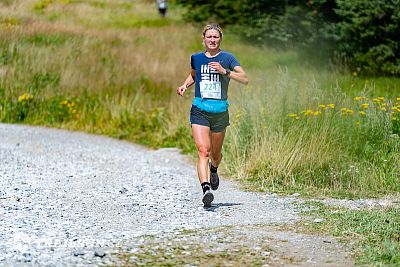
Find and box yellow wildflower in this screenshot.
[302,110,313,116]
[18,93,33,103]
[312,111,321,116]
[319,104,327,110]
[327,103,335,109]
[391,116,398,121]
[18,95,26,103]
[359,111,366,116]
[341,108,354,115]
[361,103,369,109]
[372,97,385,103]
[354,96,363,101]
[288,113,298,118]
[380,107,387,112]
[356,121,361,126]
[396,97,400,101]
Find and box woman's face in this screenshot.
[203,29,221,51]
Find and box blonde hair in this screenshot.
[202,23,223,38]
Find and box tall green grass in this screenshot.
[0,0,399,197]
[224,70,399,197]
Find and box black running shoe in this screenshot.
[202,189,214,208]
[210,163,219,191]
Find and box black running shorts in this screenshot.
[190,106,230,132]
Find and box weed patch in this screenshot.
[295,201,400,266]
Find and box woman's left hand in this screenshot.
[208,62,225,74]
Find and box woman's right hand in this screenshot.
[176,84,187,96]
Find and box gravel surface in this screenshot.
[0,123,354,266]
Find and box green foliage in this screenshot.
[0,16,22,26]
[108,16,171,29]
[22,33,71,46]
[86,0,133,10]
[0,0,15,6]
[177,0,400,76]
[177,0,284,27]
[0,48,12,65]
[335,0,400,76]
[30,72,61,93]
[33,0,55,12]
[0,93,35,122]
[176,0,337,51]
[223,73,400,196]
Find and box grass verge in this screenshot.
[292,201,400,266]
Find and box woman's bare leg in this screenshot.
[210,129,226,168]
[192,124,211,184]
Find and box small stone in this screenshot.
[94,250,106,257]
[73,250,85,256]
[292,193,300,197]
[119,187,128,194]
[314,218,324,223]
[262,251,271,257]
[22,252,32,262]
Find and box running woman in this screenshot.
[176,23,249,207]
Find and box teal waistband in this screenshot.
[192,97,229,113]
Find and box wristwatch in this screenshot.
[225,69,231,76]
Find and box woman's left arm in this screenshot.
[208,62,249,85]
[229,66,249,85]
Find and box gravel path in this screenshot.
[0,123,354,266]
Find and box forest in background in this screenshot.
[177,0,400,76]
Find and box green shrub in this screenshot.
[33,0,54,12]
[335,0,400,76]
[177,0,400,76]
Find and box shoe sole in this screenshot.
[202,191,214,208]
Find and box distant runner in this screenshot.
[157,0,167,17]
[177,23,249,207]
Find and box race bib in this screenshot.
[200,80,221,99]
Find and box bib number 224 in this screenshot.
[200,81,222,99]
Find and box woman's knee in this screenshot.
[197,145,211,158]
[211,152,222,163]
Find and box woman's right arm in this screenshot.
[177,69,195,96]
